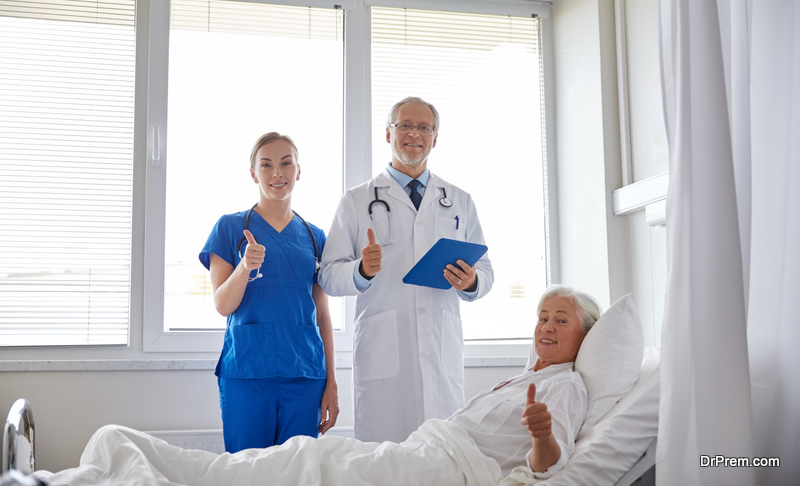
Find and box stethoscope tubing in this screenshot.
[236,204,320,276]
[367,184,453,246]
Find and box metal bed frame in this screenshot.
[2,399,36,476]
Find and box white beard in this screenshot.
[394,146,428,167]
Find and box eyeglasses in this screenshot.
[390,123,436,135]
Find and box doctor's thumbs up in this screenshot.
[242,229,265,271]
[359,228,382,278]
[521,383,552,439]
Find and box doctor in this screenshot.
[320,97,494,443]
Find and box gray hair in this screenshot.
[386,96,440,131]
[536,284,603,333]
[250,132,298,169]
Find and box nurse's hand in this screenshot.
[242,229,265,272]
[444,259,477,292]
[318,384,339,434]
[359,228,382,278]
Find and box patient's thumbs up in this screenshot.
[522,382,552,439]
[527,383,537,405]
[367,228,376,246]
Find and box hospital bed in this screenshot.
[5,298,660,485]
[3,357,658,485]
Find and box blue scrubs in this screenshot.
[199,209,327,452]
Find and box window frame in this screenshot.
[2,0,555,363]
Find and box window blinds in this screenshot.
[0,0,136,346]
[370,7,547,341]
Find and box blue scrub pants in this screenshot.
[219,376,326,453]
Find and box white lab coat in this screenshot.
[320,169,494,443]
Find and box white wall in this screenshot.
[551,0,631,309]
[552,0,667,346]
[617,0,669,346]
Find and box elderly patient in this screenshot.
[449,284,600,476]
[33,285,601,486]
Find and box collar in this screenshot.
[386,164,430,189]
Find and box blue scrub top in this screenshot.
[199,209,327,380]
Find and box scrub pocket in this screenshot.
[441,308,464,383]
[226,322,277,377]
[353,309,400,382]
[297,324,326,378]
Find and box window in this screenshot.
[3,0,552,356]
[161,1,344,332]
[371,7,548,342]
[143,0,345,351]
[0,0,136,347]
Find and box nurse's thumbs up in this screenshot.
[360,228,382,278]
[521,383,552,439]
[242,229,265,272]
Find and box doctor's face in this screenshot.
[250,139,300,202]
[386,103,438,172]
[533,296,587,370]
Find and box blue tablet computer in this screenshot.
[402,238,489,290]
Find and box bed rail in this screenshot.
[2,399,35,476]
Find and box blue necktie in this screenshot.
[407,179,422,210]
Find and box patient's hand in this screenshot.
[521,383,561,472]
[521,383,552,438]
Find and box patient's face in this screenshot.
[534,296,586,370]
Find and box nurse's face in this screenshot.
[533,296,586,370]
[250,139,300,202]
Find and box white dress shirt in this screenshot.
[448,362,587,477]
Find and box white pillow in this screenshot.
[574,294,644,430]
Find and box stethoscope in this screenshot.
[237,204,320,281]
[368,185,453,246]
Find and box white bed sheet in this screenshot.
[32,419,502,486]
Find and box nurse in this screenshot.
[199,132,338,453]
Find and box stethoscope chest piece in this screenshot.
[439,187,453,207]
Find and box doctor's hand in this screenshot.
[359,228,382,279]
[521,383,552,439]
[444,259,477,292]
[241,229,265,272]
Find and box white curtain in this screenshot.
[657,1,800,484]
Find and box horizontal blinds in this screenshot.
[371,7,540,136]
[0,1,135,347]
[371,7,546,341]
[172,0,341,40]
[162,1,343,332]
[0,0,134,26]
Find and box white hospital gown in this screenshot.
[448,362,587,477]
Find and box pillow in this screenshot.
[574,294,644,430]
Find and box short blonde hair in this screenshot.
[250,132,298,169]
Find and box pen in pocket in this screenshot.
[455,216,459,230]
